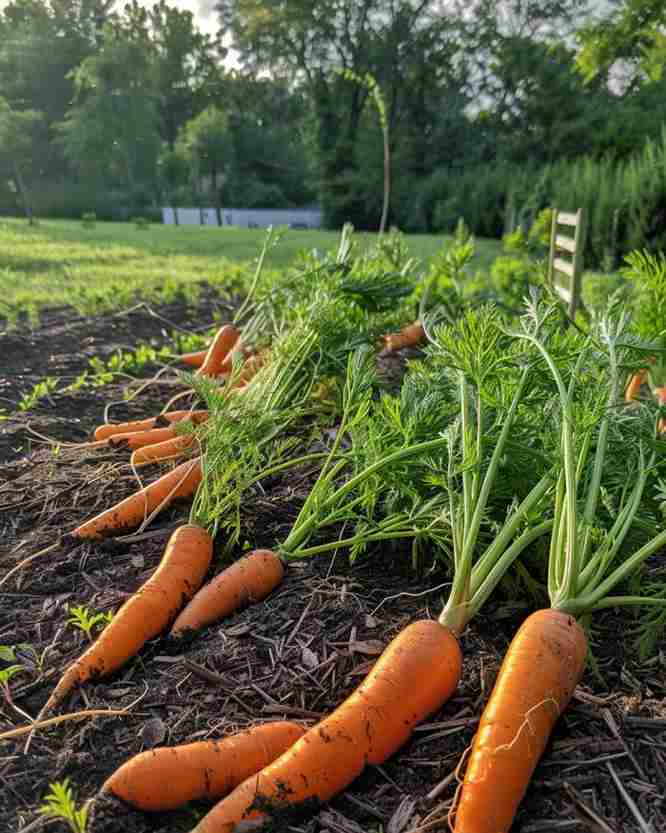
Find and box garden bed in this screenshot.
[1,299,665,833]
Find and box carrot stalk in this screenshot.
[383,321,425,352]
[190,620,462,833]
[38,525,212,718]
[170,550,285,637]
[131,434,195,467]
[94,410,207,441]
[71,457,202,539]
[102,721,305,811]
[197,325,241,377]
[451,610,587,832]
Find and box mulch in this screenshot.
[1,295,665,833]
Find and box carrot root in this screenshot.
[170,549,285,637]
[71,457,202,539]
[624,369,647,404]
[383,321,425,353]
[131,434,195,467]
[452,609,587,833]
[190,619,462,833]
[94,410,207,442]
[197,325,241,377]
[39,524,213,717]
[102,721,305,811]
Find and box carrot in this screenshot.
[170,549,285,637]
[102,721,305,811]
[71,456,202,539]
[94,411,208,441]
[624,368,647,403]
[109,425,181,450]
[234,351,264,386]
[179,349,207,367]
[459,311,666,833]
[190,620,462,833]
[131,434,195,467]
[197,325,241,377]
[655,385,666,434]
[451,610,587,833]
[38,525,212,717]
[383,321,425,352]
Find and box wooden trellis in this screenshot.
[547,208,586,319]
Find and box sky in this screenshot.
[0,0,220,33]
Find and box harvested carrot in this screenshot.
[452,312,666,833]
[102,721,305,811]
[179,349,207,367]
[190,620,462,833]
[452,610,587,832]
[197,325,241,377]
[170,549,284,637]
[71,456,202,539]
[655,385,666,434]
[131,434,195,467]
[383,321,425,352]
[624,369,647,403]
[39,525,212,717]
[94,410,207,441]
[109,425,180,450]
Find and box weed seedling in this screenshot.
[39,779,88,833]
[67,605,113,642]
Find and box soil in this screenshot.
[1,296,665,833]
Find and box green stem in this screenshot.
[285,529,417,560]
[460,371,472,534]
[467,520,554,618]
[589,595,666,611]
[566,527,666,614]
[282,436,449,554]
[470,472,552,594]
[233,227,274,324]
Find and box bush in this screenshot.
[81,212,96,229]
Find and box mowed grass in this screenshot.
[0,217,502,325]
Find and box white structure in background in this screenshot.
[162,205,322,229]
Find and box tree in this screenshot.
[178,106,231,222]
[58,3,161,196]
[0,97,45,223]
[149,0,226,148]
[216,0,448,226]
[576,0,666,86]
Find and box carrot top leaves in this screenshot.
[513,297,666,631]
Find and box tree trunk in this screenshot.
[379,124,390,234]
[12,159,34,225]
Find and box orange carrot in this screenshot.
[94,411,207,441]
[102,721,305,811]
[71,457,202,539]
[452,609,587,833]
[39,525,212,717]
[197,325,241,377]
[179,349,207,367]
[109,425,181,450]
[383,321,425,352]
[170,549,285,637]
[655,385,666,434]
[624,369,647,404]
[131,434,195,467]
[190,620,462,833]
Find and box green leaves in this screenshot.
[39,779,88,833]
[66,605,113,642]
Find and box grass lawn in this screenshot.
[0,217,502,324]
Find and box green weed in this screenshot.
[66,604,113,641]
[17,376,59,411]
[38,779,88,833]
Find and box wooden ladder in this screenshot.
[547,208,586,320]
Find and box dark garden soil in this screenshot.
[1,296,665,833]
